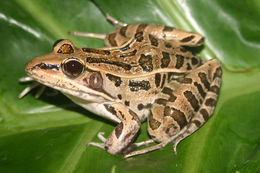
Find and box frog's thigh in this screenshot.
[103,103,141,155]
[124,59,222,158]
[155,59,222,143]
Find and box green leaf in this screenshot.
[0,0,259,173]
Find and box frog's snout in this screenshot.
[25,55,60,77]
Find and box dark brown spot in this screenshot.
[162,87,177,102]
[210,85,219,94]
[57,44,74,54]
[115,122,123,138]
[192,120,201,127]
[129,109,140,122]
[136,24,148,32]
[187,63,192,70]
[117,94,122,100]
[106,74,122,87]
[180,35,195,42]
[155,98,168,105]
[118,111,126,120]
[104,104,117,116]
[123,132,133,142]
[184,90,200,112]
[177,77,193,84]
[161,74,166,88]
[129,80,151,92]
[155,73,161,88]
[86,57,132,70]
[164,41,172,48]
[135,32,144,42]
[119,26,128,37]
[198,72,210,90]
[191,57,199,65]
[149,117,161,130]
[205,98,216,107]
[138,54,153,72]
[161,52,171,68]
[108,33,117,46]
[194,82,206,98]
[32,63,59,71]
[200,109,209,121]
[137,104,144,110]
[82,48,110,55]
[149,34,158,47]
[175,54,184,69]
[124,101,130,106]
[163,26,174,32]
[171,108,187,129]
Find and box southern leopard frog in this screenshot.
[20,14,222,158]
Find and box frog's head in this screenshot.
[25,39,114,102]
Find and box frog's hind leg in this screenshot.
[124,59,222,158]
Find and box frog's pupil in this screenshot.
[63,59,83,78]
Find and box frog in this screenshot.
[20,14,222,158]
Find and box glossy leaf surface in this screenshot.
[0,0,259,172]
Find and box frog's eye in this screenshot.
[53,39,74,54]
[62,58,84,78]
[89,72,103,89]
[57,43,74,54]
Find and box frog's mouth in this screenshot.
[25,57,115,103]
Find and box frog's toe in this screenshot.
[87,142,105,150]
[87,132,107,150]
[97,132,107,143]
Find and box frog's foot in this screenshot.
[87,132,106,150]
[87,132,155,154]
[124,141,170,158]
[123,139,155,154]
[105,13,127,27]
[18,76,46,99]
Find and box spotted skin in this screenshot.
[24,18,222,158]
[126,59,222,157]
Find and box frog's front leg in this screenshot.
[124,59,222,158]
[88,103,141,155]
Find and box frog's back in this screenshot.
[84,24,203,77]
